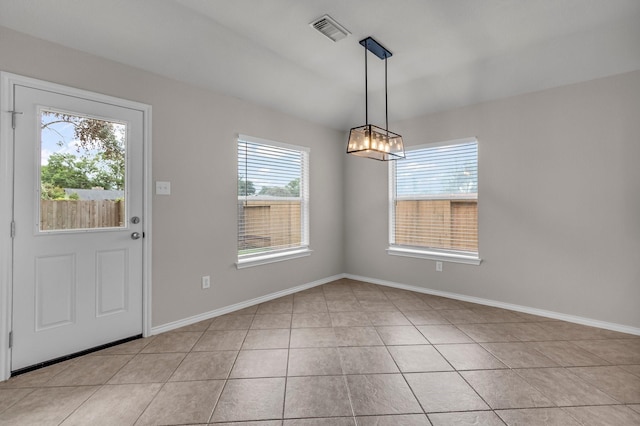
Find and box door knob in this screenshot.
[131,232,142,240]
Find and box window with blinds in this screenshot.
[389,137,480,264]
[237,135,310,267]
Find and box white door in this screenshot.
[11,84,144,371]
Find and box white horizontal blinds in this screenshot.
[392,139,478,254]
[238,136,309,257]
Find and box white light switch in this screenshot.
[155,181,171,195]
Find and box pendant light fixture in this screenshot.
[347,37,405,161]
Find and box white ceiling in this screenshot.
[1,0,639,130]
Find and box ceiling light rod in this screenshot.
[347,37,405,161]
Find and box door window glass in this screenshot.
[39,109,126,231]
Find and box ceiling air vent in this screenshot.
[310,14,350,42]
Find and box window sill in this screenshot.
[236,248,312,269]
[387,246,482,265]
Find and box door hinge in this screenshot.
[8,331,12,348]
[10,221,15,238]
[9,111,23,129]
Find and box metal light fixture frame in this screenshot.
[347,37,405,161]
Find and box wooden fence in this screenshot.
[238,200,301,250]
[395,199,478,251]
[40,200,124,231]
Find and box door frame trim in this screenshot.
[0,72,153,381]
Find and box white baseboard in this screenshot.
[345,274,640,336]
[151,271,639,337]
[151,273,346,335]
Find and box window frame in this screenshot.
[388,137,481,265]
[236,134,311,269]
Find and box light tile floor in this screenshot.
[1,279,639,425]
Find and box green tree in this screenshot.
[258,178,301,197]
[41,153,93,189]
[238,175,256,195]
[286,178,300,197]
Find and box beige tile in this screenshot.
[569,366,640,403]
[516,368,618,406]
[461,370,553,409]
[108,353,185,384]
[170,318,213,332]
[346,374,422,416]
[422,296,470,310]
[293,300,328,314]
[496,408,582,425]
[243,329,291,349]
[470,307,523,323]
[288,348,343,376]
[257,298,293,314]
[435,344,507,370]
[93,337,156,355]
[376,326,429,345]
[0,360,74,388]
[193,330,248,351]
[209,314,255,330]
[358,414,430,425]
[290,328,337,348]
[481,342,559,368]
[330,311,371,327]
[334,327,384,346]
[135,380,224,425]
[251,314,293,329]
[326,299,363,312]
[285,418,354,425]
[338,347,399,374]
[46,354,132,386]
[228,305,259,315]
[169,351,237,381]
[391,299,431,312]
[429,411,504,426]
[0,386,98,425]
[0,388,35,413]
[212,378,286,422]
[292,313,332,328]
[353,290,388,302]
[366,311,411,326]
[438,309,484,324]
[621,364,640,377]
[387,345,453,373]
[284,376,351,418]
[358,300,399,312]
[61,383,162,426]
[572,339,640,364]
[504,322,553,341]
[403,310,449,326]
[230,349,288,378]
[220,422,282,426]
[536,321,606,340]
[629,405,640,414]
[530,341,609,366]
[416,325,473,344]
[405,372,489,413]
[563,405,640,426]
[456,323,521,342]
[141,331,202,353]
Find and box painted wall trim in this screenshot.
[151,273,346,335]
[345,274,640,336]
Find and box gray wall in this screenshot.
[2,26,639,330]
[345,70,640,329]
[0,27,345,327]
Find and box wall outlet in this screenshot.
[436,261,443,272]
[201,275,211,289]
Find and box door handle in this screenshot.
[131,232,142,240]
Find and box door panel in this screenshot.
[12,84,143,371]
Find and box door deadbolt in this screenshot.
[131,216,140,224]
